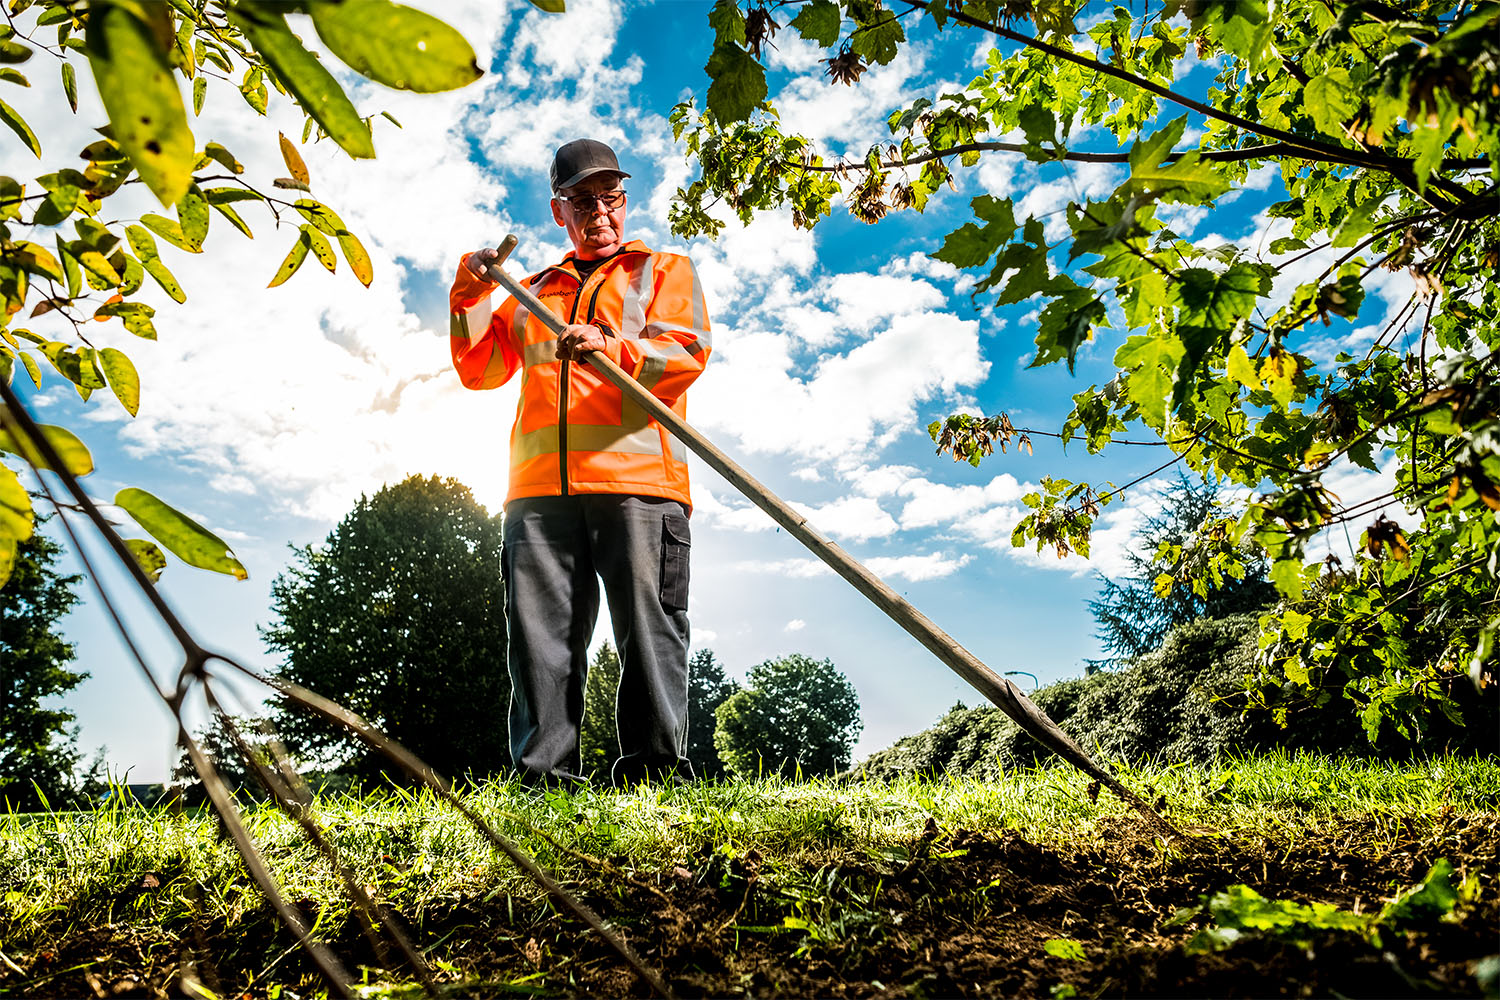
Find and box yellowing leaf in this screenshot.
[278,131,310,185]
[338,230,373,286]
[1226,343,1262,389]
[269,229,311,287]
[0,462,35,543]
[308,0,484,93]
[1260,349,1298,408]
[85,3,195,205]
[125,537,166,583]
[0,418,94,476]
[304,225,336,273]
[114,487,248,580]
[100,347,140,417]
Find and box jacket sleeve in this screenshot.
[614,253,711,405]
[449,252,521,390]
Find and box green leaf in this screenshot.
[931,196,1015,268]
[86,3,195,205]
[0,95,39,156]
[1269,557,1309,598]
[789,0,841,47]
[210,202,253,239]
[1043,938,1086,961]
[708,0,746,46]
[269,229,311,287]
[99,347,139,416]
[307,0,482,93]
[528,0,566,10]
[849,5,903,65]
[139,212,194,252]
[704,43,766,124]
[124,537,166,583]
[0,462,34,543]
[126,224,187,302]
[60,61,76,113]
[1034,290,1107,374]
[0,420,93,476]
[1305,68,1358,137]
[192,74,206,115]
[114,487,247,580]
[1176,264,1268,328]
[1115,334,1185,427]
[1124,116,1229,204]
[230,1,376,159]
[204,187,262,205]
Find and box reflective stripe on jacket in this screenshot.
[449,240,711,509]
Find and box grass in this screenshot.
[1,751,1496,995]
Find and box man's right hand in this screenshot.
[465,246,500,281]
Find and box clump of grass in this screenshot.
[1,751,1494,988]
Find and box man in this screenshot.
[448,138,711,787]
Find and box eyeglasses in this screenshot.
[559,189,626,214]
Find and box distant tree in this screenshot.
[686,649,737,780]
[262,475,509,782]
[579,643,622,779]
[0,532,86,810]
[1089,474,1275,668]
[171,715,276,800]
[714,654,861,779]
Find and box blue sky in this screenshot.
[4,1,1408,782]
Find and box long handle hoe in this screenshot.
[484,235,1179,837]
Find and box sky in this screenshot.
[2,0,1411,783]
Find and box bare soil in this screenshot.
[8,813,1498,998]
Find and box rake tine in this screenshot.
[204,679,439,995]
[253,671,677,999]
[179,724,357,997]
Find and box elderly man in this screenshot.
[448,138,712,788]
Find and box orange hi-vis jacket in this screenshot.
[449,240,712,509]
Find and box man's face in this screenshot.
[551,173,627,260]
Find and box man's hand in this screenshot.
[556,323,608,362]
[464,246,500,281]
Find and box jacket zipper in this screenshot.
[546,250,640,497]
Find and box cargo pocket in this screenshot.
[659,513,691,612]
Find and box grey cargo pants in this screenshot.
[501,494,693,786]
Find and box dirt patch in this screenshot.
[6,814,1497,998]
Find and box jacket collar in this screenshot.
[538,240,651,283]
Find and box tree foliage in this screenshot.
[579,642,621,779]
[714,653,861,778]
[1089,472,1275,667]
[679,0,1500,745]
[262,475,509,781]
[0,0,564,589]
[0,530,84,809]
[686,647,738,780]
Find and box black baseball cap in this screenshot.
[550,138,630,193]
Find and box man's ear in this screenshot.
[550,198,566,228]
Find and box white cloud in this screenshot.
[866,552,974,581]
[696,309,986,462]
[897,473,1030,529]
[785,618,807,632]
[797,495,897,541]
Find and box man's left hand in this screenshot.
[557,323,608,362]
